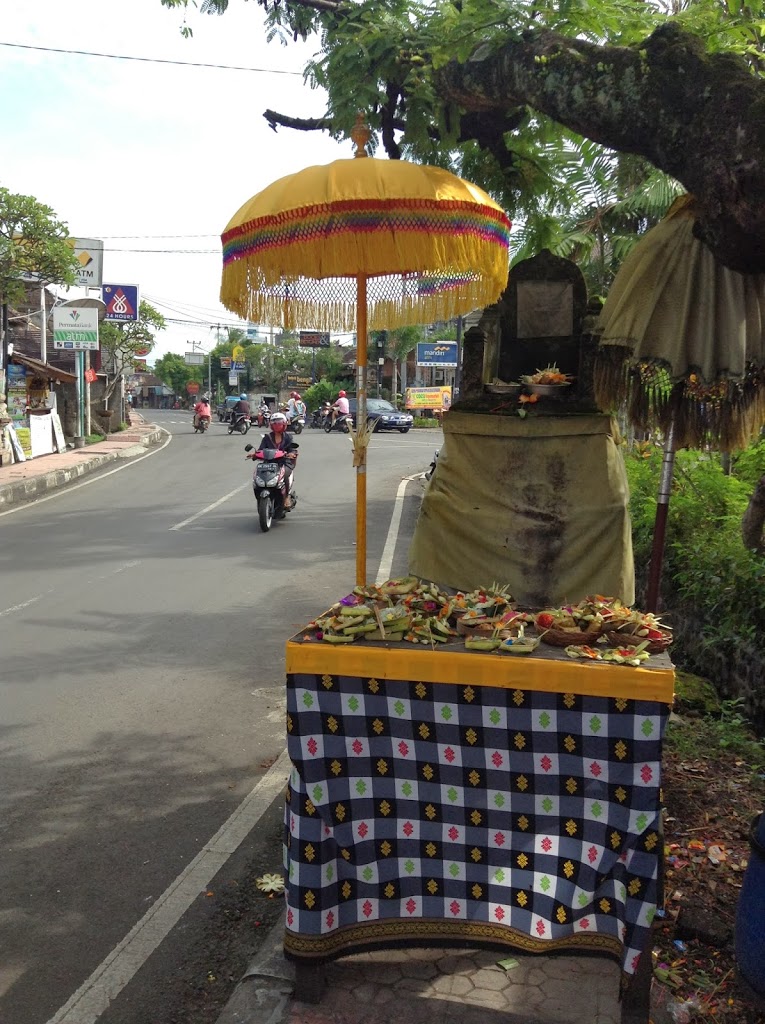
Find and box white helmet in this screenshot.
[270,412,288,430]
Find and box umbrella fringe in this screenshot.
[595,345,765,451]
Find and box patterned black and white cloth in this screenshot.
[284,672,669,974]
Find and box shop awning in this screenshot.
[11,352,77,384]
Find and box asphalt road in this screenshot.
[0,411,441,1024]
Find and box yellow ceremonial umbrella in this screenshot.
[220,118,511,584]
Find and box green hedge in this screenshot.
[624,440,765,654]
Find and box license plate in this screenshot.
[261,462,279,472]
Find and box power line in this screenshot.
[0,40,303,75]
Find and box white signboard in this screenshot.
[228,372,239,386]
[69,238,104,288]
[185,352,205,365]
[53,306,100,351]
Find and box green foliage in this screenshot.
[100,300,166,401]
[0,187,78,303]
[154,351,204,396]
[666,695,765,766]
[303,374,354,409]
[85,432,106,444]
[624,443,765,655]
[413,416,440,427]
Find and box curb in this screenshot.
[0,427,165,511]
[215,916,294,1024]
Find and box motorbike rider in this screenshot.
[331,389,349,427]
[231,393,251,427]
[193,396,212,429]
[257,399,270,426]
[248,411,298,508]
[286,391,306,426]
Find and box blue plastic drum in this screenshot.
[735,812,765,1005]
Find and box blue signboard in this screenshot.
[102,284,140,322]
[416,341,458,368]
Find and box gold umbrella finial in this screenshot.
[351,114,371,158]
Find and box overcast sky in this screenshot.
[0,0,348,359]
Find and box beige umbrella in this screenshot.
[594,194,765,608]
[219,118,511,584]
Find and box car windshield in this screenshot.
[366,400,396,413]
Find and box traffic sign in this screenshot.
[102,284,139,322]
[187,382,200,394]
[232,361,246,371]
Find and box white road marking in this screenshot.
[0,594,44,618]
[168,483,249,531]
[0,430,173,519]
[45,750,292,1024]
[376,472,422,584]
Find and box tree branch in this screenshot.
[437,24,765,272]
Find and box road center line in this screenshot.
[45,750,292,1024]
[376,472,421,584]
[0,594,44,618]
[168,483,249,531]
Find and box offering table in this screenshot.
[283,635,674,1015]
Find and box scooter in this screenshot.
[324,411,352,434]
[288,413,305,435]
[310,403,331,429]
[228,411,251,435]
[425,448,440,480]
[245,442,299,532]
[193,415,211,434]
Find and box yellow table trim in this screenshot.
[286,641,675,703]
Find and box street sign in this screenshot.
[285,375,312,389]
[232,345,245,361]
[187,382,200,394]
[228,372,239,386]
[416,341,458,368]
[232,361,246,371]
[219,356,232,368]
[102,284,139,322]
[299,331,330,348]
[52,306,99,350]
[185,352,205,365]
[68,238,104,288]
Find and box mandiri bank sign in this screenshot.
[416,341,458,368]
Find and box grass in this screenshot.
[667,672,765,770]
[85,433,106,444]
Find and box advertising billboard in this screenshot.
[415,341,458,367]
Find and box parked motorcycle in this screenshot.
[245,442,299,532]
[425,448,440,480]
[310,403,331,429]
[228,411,251,435]
[287,413,305,435]
[193,416,210,434]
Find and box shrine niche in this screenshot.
[497,248,587,390]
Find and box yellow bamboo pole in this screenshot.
[356,273,368,586]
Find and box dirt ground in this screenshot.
[650,709,765,1024]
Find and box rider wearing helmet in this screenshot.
[255,411,298,508]
[193,395,212,429]
[331,389,350,426]
[286,391,306,423]
[232,392,251,426]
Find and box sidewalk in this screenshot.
[216,914,638,1024]
[0,412,165,511]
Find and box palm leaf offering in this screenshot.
[305,586,670,662]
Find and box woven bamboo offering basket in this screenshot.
[604,627,673,654]
[538,620,605,648]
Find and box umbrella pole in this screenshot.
[356,274,368,586]
[645,419,676,612]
